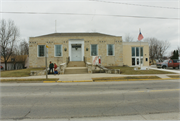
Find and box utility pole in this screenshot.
[45,45,48,79]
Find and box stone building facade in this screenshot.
[29,32,149,67]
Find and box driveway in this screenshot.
[149,65,180,74]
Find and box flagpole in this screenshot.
[139,28,141,69]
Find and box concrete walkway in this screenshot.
[148,66,180,74]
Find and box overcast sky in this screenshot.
[0,0,179,56]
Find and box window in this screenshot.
[132,58,135,65]
[140,47,143,56]
[131,47,144,66]
[38,45,45,57]
[107,44,114,56]
[136,47,139,56]
[132,47,135,56]
[11,58,15,61]
[91,44,98,56]
[141,58,143,64]
[55,45,62,57]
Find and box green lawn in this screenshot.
[1,78,59,82]
[106,66,176,75]
[1,68,45,77]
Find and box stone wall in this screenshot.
[29,35,123,67]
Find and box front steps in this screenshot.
[65,67,88,74]
[67,61,86,67]
[65,61,88,74]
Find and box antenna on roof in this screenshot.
[55,20,57,33]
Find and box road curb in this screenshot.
[93,78,180,82]
[1,78,179,83]
[57,80,93,83]
[42,78,179,83]
[43,81,57,83]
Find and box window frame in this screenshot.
[140,47,143,57]
[132,47,135,57]
[37,45,45,57]
[90,44,98,56]
[54,45,63,57]
[136,47,139,57]
[131,47,144,66]
[107,44,115,56]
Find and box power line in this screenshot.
[89,0,180,9]
[0,11,179,20]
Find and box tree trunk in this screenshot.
[5,61,7,70]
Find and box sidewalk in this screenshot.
[0,73,179,81]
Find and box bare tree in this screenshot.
[20,39,29,55]
[0,19,20,70]
[144,37,170,64]
[158,40,170,61]
[124,33,134,42]
[12,44,21,56]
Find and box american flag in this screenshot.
[138,31,144,41]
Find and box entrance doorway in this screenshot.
[68,40,84,62]
[71,44,82,61]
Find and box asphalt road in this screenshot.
[0,79,180,120]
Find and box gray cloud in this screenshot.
[1,0,179,55]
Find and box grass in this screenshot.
[92,76,160,81]
[1,78,59,82]
[168,75,180,78]
[1,68,45,77]
[106,66,176,75]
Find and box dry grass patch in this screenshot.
[92,76,160,81]
[106,66,176,75]
[1,68,45,77]
[1,78,59,82]
[168,75,180,78]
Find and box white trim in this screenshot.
[68,40,84,61]
[37,45,45,57]
[131,47,144,66]
[107,44,115,56]
[90,44,98,56]
[54,45,63,57]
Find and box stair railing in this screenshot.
[66,56,70,65]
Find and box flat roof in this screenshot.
[32,32,121,38]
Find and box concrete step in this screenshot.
[65,67,88,74]
[68,61,86,67]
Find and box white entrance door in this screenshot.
[71,48,82,61]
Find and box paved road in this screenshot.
[0,79,180,120]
